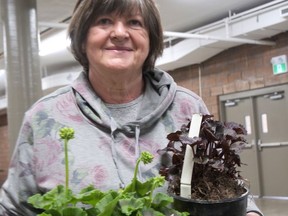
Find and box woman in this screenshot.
[0,0,263,215]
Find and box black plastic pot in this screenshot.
[171,188,249,216]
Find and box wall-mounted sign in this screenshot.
[271,55,287,75]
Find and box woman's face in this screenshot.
[85,11,150,74]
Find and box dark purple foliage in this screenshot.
[158,115,248,195]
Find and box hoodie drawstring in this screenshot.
[110,117,143,188]
[110,117,125,188]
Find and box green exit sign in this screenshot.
[271,55,287,75]
[273,63,287,75]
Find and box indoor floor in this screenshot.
[254,198,288,216]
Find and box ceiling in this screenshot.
[1,0,288,108]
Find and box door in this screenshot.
[219,85,288,198]
[220,97,261,196]
[254,91,288,197]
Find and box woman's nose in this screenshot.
[111,21,129,40]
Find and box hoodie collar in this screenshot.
[72,69,177,134]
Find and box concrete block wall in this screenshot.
[0,31,288,185]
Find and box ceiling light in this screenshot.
[39,30,70,56]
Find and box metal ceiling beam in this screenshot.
[39,21,68,29]
[164,31,276,46]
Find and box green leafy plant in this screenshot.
[28,127,189,216]
[158,115,248,201]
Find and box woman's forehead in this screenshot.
[102,9,142,18]
[100,5,141,17]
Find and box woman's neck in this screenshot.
[88,69,144,104]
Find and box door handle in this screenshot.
[258,142,288,148]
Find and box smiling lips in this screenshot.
[106,46,133,51]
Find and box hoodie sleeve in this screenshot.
[247,196,264,216]
[0,114,39,216]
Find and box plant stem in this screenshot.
[64,138,69,195]
[131,158,140,191]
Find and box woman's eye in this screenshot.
[129,19,143,28]
[96,18,112,25]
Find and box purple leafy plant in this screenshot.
[158,115,248,200]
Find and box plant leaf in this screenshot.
[28,185,73,211]
[151,192,173,207]
[118,196,146,215]
[39,209,61,216]
[74,185,105,206]
[62,207,87,216]
[94,190,120,216]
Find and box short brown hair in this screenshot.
[68,0,164,72]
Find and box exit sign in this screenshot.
[273,63,287,75]
[271,55,288,75]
